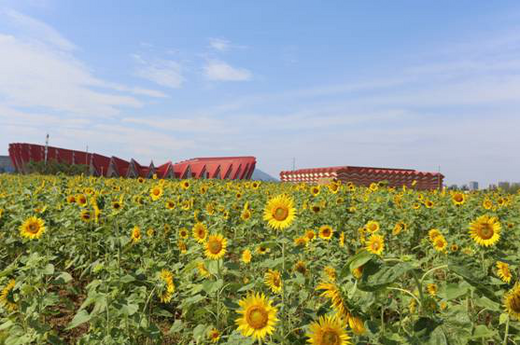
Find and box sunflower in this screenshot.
[66,195,76,204]
[306,314,351,345]
[263,194,296,230]
[150,186,163,201]
[265,270,282,293]
[497,261,512,284]
[365,221,380,233]
[369,182,378,192]
[316,281,350,319]
[112,201,123,212]
[19,216,46,240]
[366,234,384,255]
[311,204,321,213]
[178,240,187,254]
[324,266,337,281]
[427,283,438,296]
[131,226,141,243]
[305,230,316,241]
[482,199,493,210]
[310,185,320,196]
[256,245,270,255]
[452,192,466,205]
[76,194,87,206]
[241,209,252,221]
[428,228,441,241]
[205,234,228,260]
[469,215,501,247]
[294,236,308,247]
[328,182,340,194]
[80,210,93,222]
[432,236,448,252]
[147,228,155,237]
[393,222,406,236]
[165,200,176,210]
[181,180,191,190]
[319,225,334,240]
[200,186,208,195]
[158,269,175,303]
[294,261,308,275]
[450,244,459,252]
[242,249,252,264]
[197,261,211,278]
[339,232,345,247]
[251,181,260,190]
[424,200,434,208]
[412,203,421,210]
[193,222,208,243]
[137,177,145,183]
[179,227,189,239]
[0,279,17,312]
[348,315,366,335]
[235,292,279,341]
[504,282,520,320]
[352,265,364,279]
[208,328,221,343]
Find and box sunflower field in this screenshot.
[0,174,519,345]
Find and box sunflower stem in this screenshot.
[503,315,510,345]
[420,265,448,284]
[281,237,286,343]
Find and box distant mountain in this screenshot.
[251,168,278,181]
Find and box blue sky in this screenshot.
[1,0,520,187]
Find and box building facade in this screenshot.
[0,155,15,173]
[280,165,444,190]
[8,143,256,180]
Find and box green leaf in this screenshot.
[474,296,500,312]
[168,319,183,334]
[54,272,72,284]
[66,310,91,330]
[499,313,509,325]
[347,251,373,271]
[428,326,448,345]
[471,325,496,339]
[443,283,468,300]
[364,262,414,288]
[121,303,139,316]
[0,320,14,331]
[43,263,55,275]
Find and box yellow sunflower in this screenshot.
[306,314,351,345]
[66,195,76,204]
[131,226,141,243]
[197,261,211,278]
[497,261,512,284]
[324,266,336,281]
[366,234,384,255]
[319,225,334,240]
[305,230,316,241]
[178,240,188,254]
[19,216,46,240]
[242,249,252,264]
[316,281,350,320]
[310,185,320,196]
[150,185,163,201]
[365,221,380,233]
[137,177,145,183]
[392,221,407,236]
[112,200,123,212]
[241,209,252,221]
[432,236,448,252]
[339,232,345,247]
[165,200,176,210]
[208,328,221,343]
[482,199,493,210]
[263,194,296,230]
[178,227,188,239]
[264,269,282,293]
[428,229,441,242]
[235,292,279,341]
[256,245,270,255]
[450,244,459,252]
[158,269,175,303]
[294,261,308,275]
[193,222,208,243]
[469,215,501,247]
[0,279,17,312]
[80,209,93,222]
[427,283,438,296]
[504,282,520,320]
[76,194,87,206]
[181,180,190,190]
[348,315,366,335]
[451,192,466,205]
[205,234,228,260]
[352,265,364,279]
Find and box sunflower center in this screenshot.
[509,294,520,313]
[372,241,380,250]
[197,229,205,238]
[322,329,340,345]
[208,239,222,254]
[153,189,160,196]
[273,275,281,287]
[246,306,268,329]
[478,223,494,239]
[27,222,40,234]
[454,194,463,202]
[273,206,288,221]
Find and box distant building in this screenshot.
[280,165,444,190]
[0,156,15,173]
[469,181,479,190]
[498,181,510,189]
[489,184,498,190]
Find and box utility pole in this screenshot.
[44,133,49,165]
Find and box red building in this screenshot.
[8,143,256,180]
[280,165,444,190]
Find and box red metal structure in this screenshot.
[8,143,256,180]
[280,165,444,190]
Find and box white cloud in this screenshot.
[204,60,252,81]
[4,9,76,51]
[209,38,230,52]
[133,55,184,88]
